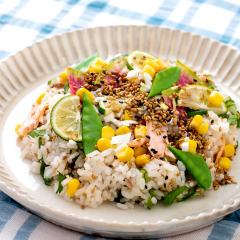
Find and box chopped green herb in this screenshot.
[227,115,238,125]
[48,79,53,85]
[149,189,156,197]
[28,129,46,138]
[235,141,238,149]
[144,196,154,209]
[56,171,66,194]
[139,169,150,183]
[39,137,53,186]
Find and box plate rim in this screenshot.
[0,25,240,237]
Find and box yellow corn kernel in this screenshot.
[36,93,46,105]
[93,57,107,67]
[135,154,151,167]
[76,88,95,101]
[97,138,112,152]
[67,179,80,197]
[144,59,161,71]
[219,157,231,170]
[223,144,235,157]
[116,126,131,135]
[187,140,197,154]
[116,146,134,162]
[15,124,23,137]
[209,91,223,107]
[143,65,155,79]
[156,59,168,71]
[134,125,147,138]
[134,147,148,157]
[190,115,203,130]
[102,126,115,140]
[59,70,68,84]
[88,64,102,73]
[197,122,209,135]
[124,110,132,120]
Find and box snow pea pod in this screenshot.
[162,186,188,206]
[167,146,212,189]
[148,66,181,98]
[186,109,208,118]
[74,53,99,72]
[82,91,103,155]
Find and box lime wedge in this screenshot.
[109,54,128,70]
[127,50,157,70]
[50,95,82,142]
[177,85,227,115]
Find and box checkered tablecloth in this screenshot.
[1,0,240,239]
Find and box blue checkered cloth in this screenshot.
[1,0,240,239]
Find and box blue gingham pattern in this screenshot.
[1,0,240,239]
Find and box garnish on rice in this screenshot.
[16,51,239,210]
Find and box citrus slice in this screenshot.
[127,50,157,70]
[109,54,128,70]
[177,85,227,115]
[50,95,82,142]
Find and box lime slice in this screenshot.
[127,50,157,70]
[109,54,128,70]
[50,95,82,142]
[177,85,227,115]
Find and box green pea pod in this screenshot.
[167,146,212,189]
[148,66,181,98]
[74,53,99,72]
[186,109,208,118]
[82,91,103,155]
[162,186,188,206]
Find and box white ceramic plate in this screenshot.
[0,26,240,239]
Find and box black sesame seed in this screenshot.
[163,135,167,139]
[151,148,156,152]
[165,176,168,180]
[187,133,190,137]
[164,183,166,188]
[100,80,104,84]
[135,115,141,119]
[224,171,227,174]
[211,120,214,123]
[103,100,107,103]
[146,135,150,139]
[154,150,158,153]
[104,93,109,95]
[111,72,115,75]
[113,91,116,94]
[167,118,171,122]
[102,70,106,74]
[157,99,160,103]
[160,157,164,160]
[145,185,148,189]
[90,72,94,76]
[119,101,123,103]
[193,79,198,82]
[116,77,119,82]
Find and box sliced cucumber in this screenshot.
[127,50,157,70]
[98,98,127,117]
[109,54,128,70]
[50,95,82,142]
[177,85,227,115]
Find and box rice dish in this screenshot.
[16,51,239,209]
